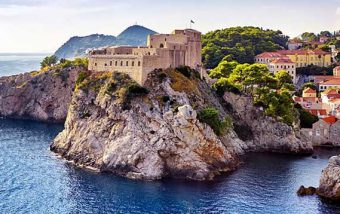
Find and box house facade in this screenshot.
[268,58,296,83]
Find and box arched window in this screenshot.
[115,61,118,66]
[132,61,135,66]
[120,61,123,66]
[160,43,164,48]
[138,61,141,66]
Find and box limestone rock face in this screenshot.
[223,92,313,154]
[317,155,340,201]
[51,71,239,180]
[0,67,82,122]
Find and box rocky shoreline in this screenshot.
[317,155,340,201]
[0,67,314,181]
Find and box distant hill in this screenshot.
[54,25,157,59]
[117,25,157,46]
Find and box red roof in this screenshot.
[322,88,340,95]
[314,76,340,84]
[322,116,337,124]
[320,79,340,86]
[303,87,316,94]
[255,52,283,58]
[308,109,327,116]
[270,57,294,64]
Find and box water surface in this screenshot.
[0,53,48,76]
[0,118,339,213]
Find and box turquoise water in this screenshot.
[0,53,47,77]
[0,118,340,214]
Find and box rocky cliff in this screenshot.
[317,155,340,201]
[223,92,313,154]
[51,68,312,180]
[0,67,83,122]
[51,70,240,180]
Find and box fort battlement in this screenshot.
[88,29,202,84]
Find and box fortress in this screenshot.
[88,29,202,85]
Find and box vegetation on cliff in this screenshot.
[211,58,296,125]
[202,26,288,68]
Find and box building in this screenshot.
[288,40,303,50]
[277,50,332,68]
[268,58,296,83]
[302,116,340,146]
[255,50,332,68]
[314,67,340,91]
[319,79,340,91]
[334,66,340,76]
[88,29,202,85]
[302,87,317,98]
[254,52,283,64]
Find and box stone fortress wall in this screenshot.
[88,29,202,84]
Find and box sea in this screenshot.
[0,53,48,77]
[0,54,340,213]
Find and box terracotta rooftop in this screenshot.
[320,79,340,86]
[314,76,340,84]
[308,109,327,116]
[321,88,340,95]
[255,52,283,58]
[270,57,294,64]
[322,116,337,124]
[303,87,316,94]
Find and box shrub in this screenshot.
[176,66,192,78]
[197,107,232,136]
[126,83,149,95]
[76,71,89,85]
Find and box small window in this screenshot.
[132,61,135,66]
[120,61,123,66]
[115,61,118,66]
[104,63,107,66]
[126,61,128,66]
[165,38,167,41]
[138,61,141,66]
[94,63,97,66]
[110,61,112,66]
[160,43,164,48]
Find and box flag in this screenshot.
[190,20,195,24]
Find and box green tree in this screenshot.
[209,60,239,79]
[40,55,58,69]
[301,32,317,42]
[202,26,288,68]
[197,108,232,136]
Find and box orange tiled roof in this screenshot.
[322,88,340,95]
[320,79,340,86]
[322,116,337,124]
[270,57,294,64]
[303,87,316,94]
[314,76,340,84]
[255,52,283,58]
[308,109,327,116]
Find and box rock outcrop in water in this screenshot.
[51,68,312,180]
[317,155,340,201]
[51,70,240,180]
[0,67,83,122]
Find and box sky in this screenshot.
[0,0,340,53]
